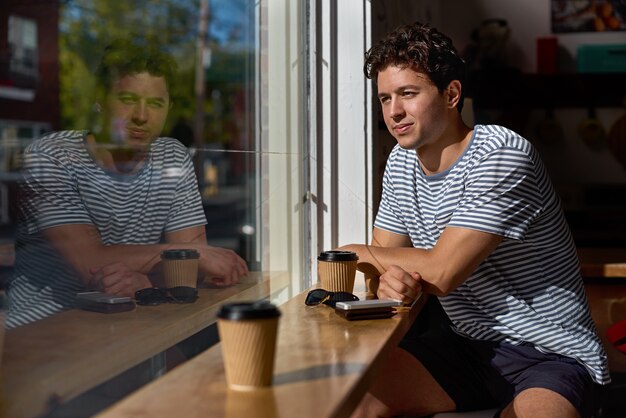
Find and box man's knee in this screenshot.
[352,347,455,418]
[502,388,579,418]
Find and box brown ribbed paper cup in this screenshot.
[317,250,358,293]
[161,249,200,288]
[217,301,281,390]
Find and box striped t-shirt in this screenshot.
[7,130,207,327]
[375,124,610,384]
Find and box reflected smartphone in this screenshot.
[334,299,401,321]
[75,291,135,313]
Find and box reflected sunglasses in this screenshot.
[134,286,198,305]
[305,289,359,308]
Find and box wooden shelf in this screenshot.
[466,70,626,109]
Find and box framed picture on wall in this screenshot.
[552,0,626,32]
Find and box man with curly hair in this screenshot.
[7,37,248,327]
[342,22,609,418]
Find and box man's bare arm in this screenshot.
[42,224,170,284]
[43,224,248,288]
[164,225,249,286]
[353,228,412,277]
[342,226,502,296]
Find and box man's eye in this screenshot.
[118,96,137,104]
[379,97,390,104]
[402,91,417,97]
[148,100,165,109]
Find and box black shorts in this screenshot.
[399,298,599,417]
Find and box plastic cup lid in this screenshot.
[317,250,358,262]
[161,249,200,260]
[217,301,281,320]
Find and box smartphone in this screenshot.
[76,291,132,304]
[75,291,135,313]
[334,299,400,321]
[334,299,401,310]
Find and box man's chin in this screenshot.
[396,138,419,150]
[125,137,155,149]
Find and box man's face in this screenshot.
[105,72,171,147]
[376,65,449,151]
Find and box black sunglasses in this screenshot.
[135,286,198,305]
[305,289,359,308]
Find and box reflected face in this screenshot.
[376,65,448,150]
[105,72,171,147]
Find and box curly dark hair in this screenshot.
[364,22,466,111]
[96,36,178,95]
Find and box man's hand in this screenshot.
[89,262,152,296]
[197,246,249,287]
[378,265,422,305]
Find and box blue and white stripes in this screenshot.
[375,124,610,384]
[7,130,207,327]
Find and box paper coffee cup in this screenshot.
[161,249,200,288]
[225,387,277,418]
[317,250,358,293]
[217,301,281,390]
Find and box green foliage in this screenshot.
[59,0,199,132]
[58,0,254,146]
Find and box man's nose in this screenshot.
[132,102,148,124]
[389,98,405,119]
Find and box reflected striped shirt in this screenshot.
[375,124,610,384]
[7,130,206,327]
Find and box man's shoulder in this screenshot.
[27,130,86,154]
[471,125,536,161]
[387,144,415,163]
[473,124,531,151]
[151,137,191,159]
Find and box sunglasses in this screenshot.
[305,289,359,308]
[135,286,198,305]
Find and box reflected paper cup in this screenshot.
[317,250,359,293]
[217,301,281,390]
[161,249,200,288]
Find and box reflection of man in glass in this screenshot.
[7,38,248,328]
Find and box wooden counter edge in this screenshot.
[330,294,428,418]
[3,271,290,418]
[95,293,427,418]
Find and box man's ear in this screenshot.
[446,80,462,109]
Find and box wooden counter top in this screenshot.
[2,244,624,275]
[96,289,426,418]
[577,247,626,278]
[1,271,289,418]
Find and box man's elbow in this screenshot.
[426,270,466,297]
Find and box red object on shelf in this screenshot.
[607,318,626,354]
[537,37,558,74]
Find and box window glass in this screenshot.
[0,0,306,415]
[8,15,38,80]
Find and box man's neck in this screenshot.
[86,133,148,175]
[417,120,472,176]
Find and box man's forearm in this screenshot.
[42,224,207,284]
[346,243,429,277]
[343,226,504,296]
